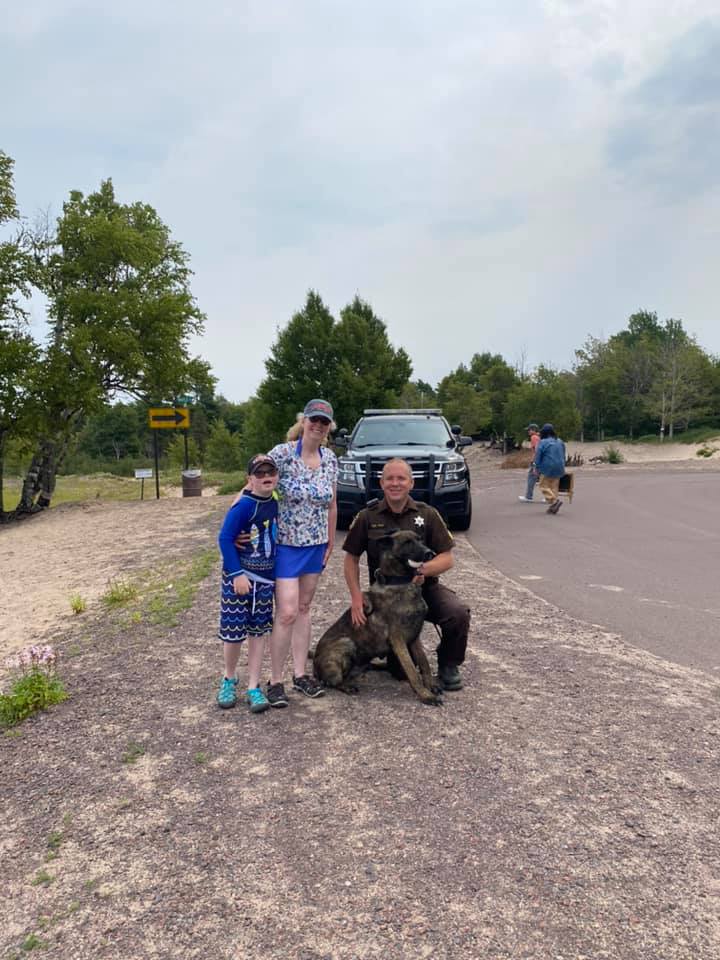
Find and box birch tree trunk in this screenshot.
[14,434,69,515]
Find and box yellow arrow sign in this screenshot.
[148,407,190,429]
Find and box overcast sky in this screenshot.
[3,1,719,403]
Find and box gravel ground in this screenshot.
[2,494,720,960]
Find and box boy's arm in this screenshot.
[218,501,250,576]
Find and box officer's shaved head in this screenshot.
[381,458,413,480]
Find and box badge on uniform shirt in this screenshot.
[414,516,425,528]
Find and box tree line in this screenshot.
[2,149,719,519]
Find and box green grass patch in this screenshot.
[121,741,146,764]
[31,870,54,887]
[0,671,68,729]
[102,579,139,606]
[47,830,63,853]
[2,467,244,511]
[144,548,216,626]
[69,594,87,615]
[2,474,148,512]
[100,547,218,630]
[21,933,45,952]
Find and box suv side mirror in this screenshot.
[334,428,349,449]
[457,436,473,447]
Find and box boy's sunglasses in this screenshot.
[254,467,278,477]
[308,415,330,424]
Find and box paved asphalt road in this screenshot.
[466,466,720,677]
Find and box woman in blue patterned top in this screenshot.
[263,398,338,706]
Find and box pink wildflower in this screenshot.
[6,644,58,675]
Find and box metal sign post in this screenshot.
[134,468,153,500]
[153,433,160,499]
[148,407,192,500]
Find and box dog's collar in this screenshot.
[376,573,417,586]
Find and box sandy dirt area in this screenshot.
[0,497,226,666]
[1,453,719,958]
[564,437,720,463]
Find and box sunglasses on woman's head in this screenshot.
[308,415,329,424]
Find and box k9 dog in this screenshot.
[313,530,443,705]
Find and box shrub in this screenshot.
[217,474,248,495]
[69,594,86,615]
[604,444,624,464]
[205,419,244,471]
[0,645,67,729]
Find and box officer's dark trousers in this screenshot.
[386,581,470,676]
[423,581,470,667]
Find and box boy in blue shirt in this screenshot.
[217,454,279,712]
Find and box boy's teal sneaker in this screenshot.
[217,676,238,709]
[246,686,270,714]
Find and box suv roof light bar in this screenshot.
[362,408,443,416]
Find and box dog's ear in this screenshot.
[376,535,395,554]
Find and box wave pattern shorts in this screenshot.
[218,574,275,642]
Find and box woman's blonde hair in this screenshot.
[285,412,337,444]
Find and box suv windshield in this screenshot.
[352,418,452,448]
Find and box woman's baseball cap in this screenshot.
[247,454,277,475]
[303,399,334,421]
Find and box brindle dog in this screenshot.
[313,530,443,705]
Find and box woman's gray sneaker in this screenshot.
[266,682,289,708]
[292,674,326,698]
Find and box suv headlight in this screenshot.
[441,460,466,486]
[338,458,363,488]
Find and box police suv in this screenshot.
[334,409,473,531]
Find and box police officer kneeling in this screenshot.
[342,458,470,690]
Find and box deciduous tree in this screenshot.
[14,179,209,515]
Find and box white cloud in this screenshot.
[3,0,720,399]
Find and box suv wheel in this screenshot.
[451,496,472,531]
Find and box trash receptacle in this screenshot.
[182,469,202,498]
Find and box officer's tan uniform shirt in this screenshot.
[342,497,454,583]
